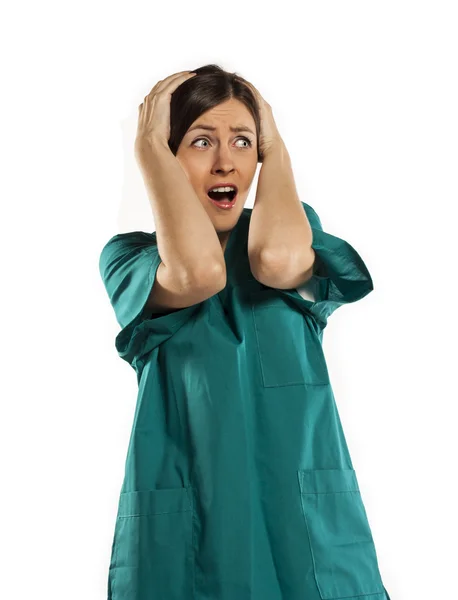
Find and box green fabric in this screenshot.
[99,201,391,600]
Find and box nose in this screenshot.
[212,146,236,174]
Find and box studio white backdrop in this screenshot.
[1,1,457,599]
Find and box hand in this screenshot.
[243,80,284,161]
[134,70,196,156]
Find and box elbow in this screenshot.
[249,245,290,282]
[187,260,227,293]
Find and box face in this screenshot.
[176,98,258,249]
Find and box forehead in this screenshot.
[187,99,256,135]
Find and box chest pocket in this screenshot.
[250,289,330,388]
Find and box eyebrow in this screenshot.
[187,124,255,136]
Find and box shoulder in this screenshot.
[100,230,156,252]
[99,230,157,272]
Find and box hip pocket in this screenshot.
[109,487,194,600]
[251,289,330,387]
[298,468,385,599]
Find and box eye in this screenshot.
[193,136,253,149]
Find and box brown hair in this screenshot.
[168,64,263,163]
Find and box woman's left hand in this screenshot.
[243,80,284,161]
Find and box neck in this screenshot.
[218,230,231,251]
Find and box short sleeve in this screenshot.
[99,231,200,368]
[279,202,374,330]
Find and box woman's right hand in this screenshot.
[135,70,196,156]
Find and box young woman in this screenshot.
[99,64,391,600]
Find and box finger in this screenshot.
[146,71,195,100]
[245,81,260,99]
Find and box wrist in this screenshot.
[134,137,172,170]
[135,135,170,156]
[262,139,289,162]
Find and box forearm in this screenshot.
[248,142,314,271]
[135,137,226,286]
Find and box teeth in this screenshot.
[209,186,236,193]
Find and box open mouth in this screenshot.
[207,188,238,202]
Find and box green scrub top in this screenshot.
[99,201,391,600]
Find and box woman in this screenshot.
[99,64,391,600]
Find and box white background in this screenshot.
[1,1,457,598]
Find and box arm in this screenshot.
[135,137,226,289]
[247,142,315,289]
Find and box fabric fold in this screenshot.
[278,202,374,330]
[99,231,200,369]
